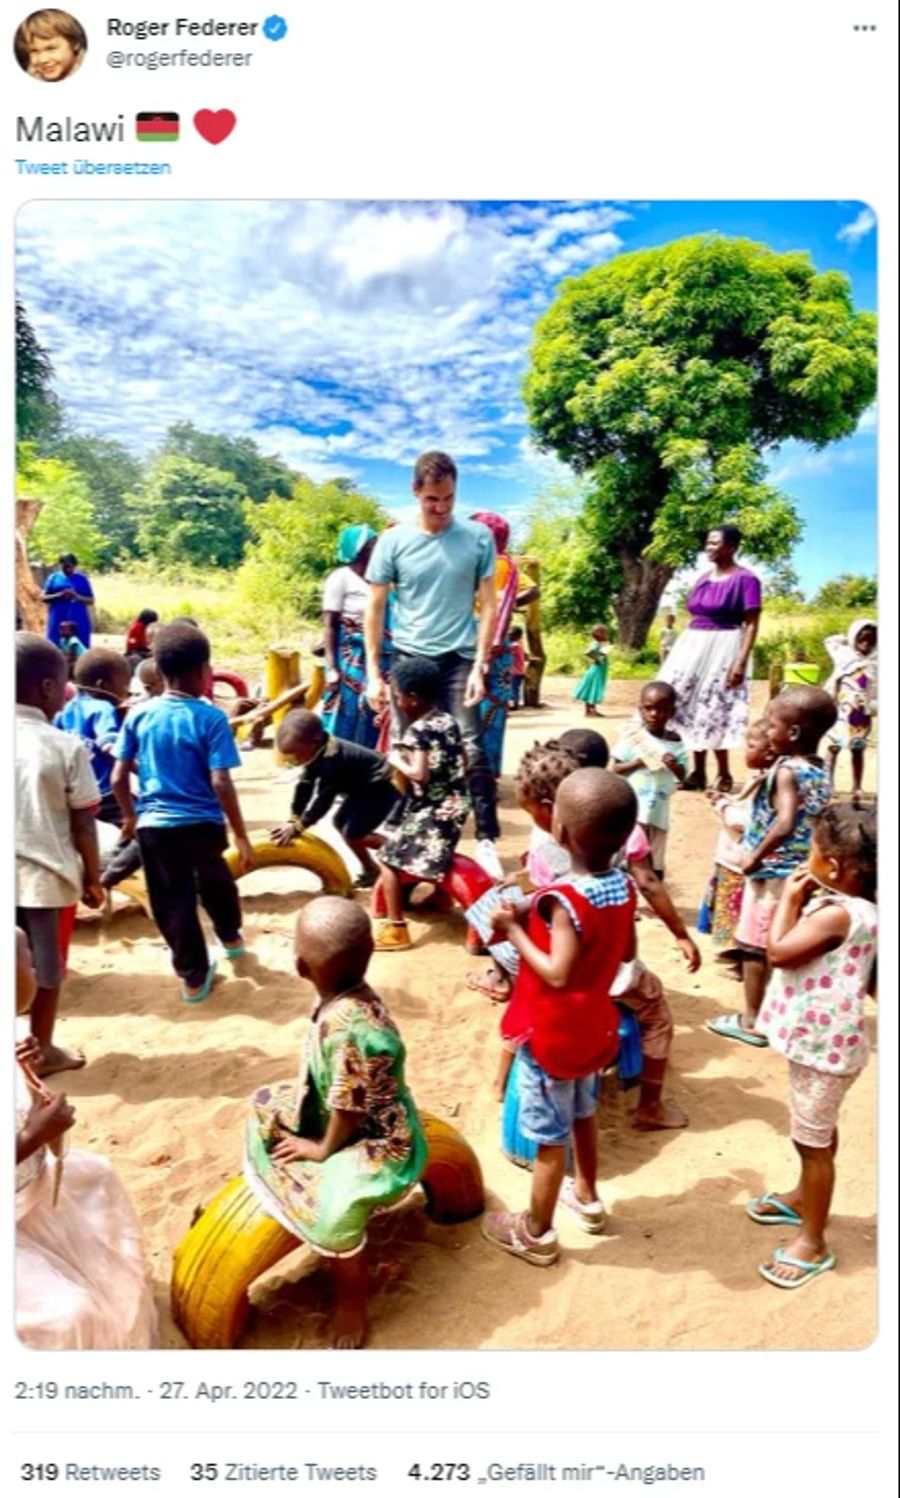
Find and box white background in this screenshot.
[3,3,897,1492]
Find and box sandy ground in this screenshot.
[57,677,877,1350]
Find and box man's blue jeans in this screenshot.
[391,649,500,842]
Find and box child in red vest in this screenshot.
[482,768,638,1266]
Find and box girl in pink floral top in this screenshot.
[749,804,877,1291]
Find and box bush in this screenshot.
[542,625,663,680]
[236,479,386,635]
[750,610,864,681]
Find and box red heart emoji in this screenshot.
[193,109,236,145]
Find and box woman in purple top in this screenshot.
[659,525,762,792]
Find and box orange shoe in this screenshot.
[374,919,412,952]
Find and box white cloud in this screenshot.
[856,403,877,433]
[837,207,877,247]
[16,200,627,477]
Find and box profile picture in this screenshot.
[14,9,86,80]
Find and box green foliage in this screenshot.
[236,478,387,632]
[751,610,867,681]
[131,454,249,568]
[51,434,143,565]
[17,442,104,568]
[523,479,620,628]
[16,301,62,445]
[811,573,877,610]
[161,422,295,502]
[524,235,877,644]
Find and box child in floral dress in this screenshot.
[373,655,469,952]
[245,898,427,1347]
[749,805,877,1290]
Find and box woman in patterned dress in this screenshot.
[321,525,380,747]
[659,525,762,793]
[245,899,426,1348]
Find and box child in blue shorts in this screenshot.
[113,622,253,1003]
[482,769,639,1266]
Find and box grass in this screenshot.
[545,608,864,681]
[94,565,867,684]
[94,567,320,679]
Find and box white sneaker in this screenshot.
[475,838,504,882]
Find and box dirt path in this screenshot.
[57,676,876,1350]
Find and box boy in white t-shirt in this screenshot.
[15,633,103,1077]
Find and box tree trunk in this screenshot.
[16,498,46,632]
[613,549,674,652]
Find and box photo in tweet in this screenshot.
[14,197,878,1353]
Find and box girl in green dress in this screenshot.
[574,625,610,717]
[245,897,426,1348]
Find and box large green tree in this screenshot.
[132,454,248,568]
[237,477,386,628]
[53,434,143,564]
[161,422,295,502]
[17,443,104,568]
[524,235,877,647]
[16,301,62,445]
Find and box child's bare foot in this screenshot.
[37,1043,86,1077]
[331,1302,368,1349]
[631,1098,688,1130]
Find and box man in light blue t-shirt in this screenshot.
[364,451,502,878]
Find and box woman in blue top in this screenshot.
[42,554,95,649]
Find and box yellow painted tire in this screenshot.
[170,1112,484,1348]
[119,833,353,918]
[171,1177,296,1350]
[223,834,353,896]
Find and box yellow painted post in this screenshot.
[304,657,325,713]
[266,646,300,764]
[517,555,545,708]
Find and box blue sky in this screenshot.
[16,199,877,592]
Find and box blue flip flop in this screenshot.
[220,941,246,960]
[707,1012,769,1047]
[181,961,217,1005]
[746,1193,803,1226]
[758,1247,836,1290]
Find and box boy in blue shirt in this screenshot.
[113,622,253,1003]
[56,647,131,825]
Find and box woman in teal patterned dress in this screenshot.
[245,898,426,1348]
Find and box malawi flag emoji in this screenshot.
[136,112,180,143]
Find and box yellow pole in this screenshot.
[266,646,300,764]
[517,555,545,707]
[304,657,325,713]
